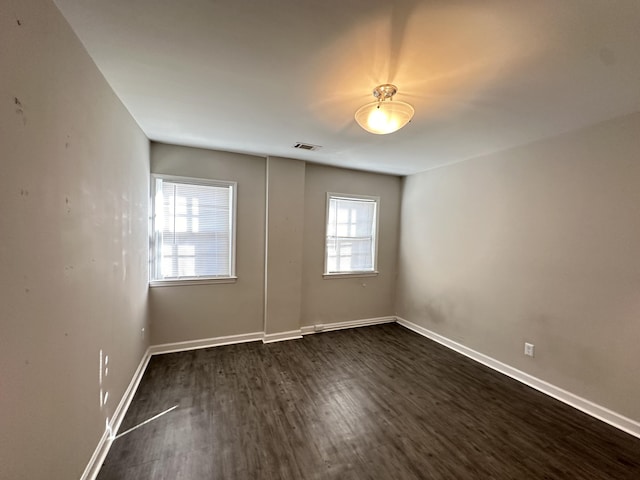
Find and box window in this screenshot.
[150,175,236,285]
[324,193,379,276]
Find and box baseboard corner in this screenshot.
[82,346,151,480]
[263,329,304,344]
[149,331,264,355]
[303,316,396,335]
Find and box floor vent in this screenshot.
[293,142,321,151]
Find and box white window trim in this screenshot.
[149,173,237,287]
[322,271,379,279]
[323,192,380,279]
[149,277,237,288]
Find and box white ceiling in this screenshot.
[54,0,640,175]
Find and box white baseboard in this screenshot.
[263,329,303,344]
[149,331,263,355]
[83,319,394,479]
[81,346,152,480]
[110,349,152,438]
[80,425,111,480]
[395,316,640,440]
[83,331,263,478]
[301,316,396,335]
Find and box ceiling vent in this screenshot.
[293,142,321,151]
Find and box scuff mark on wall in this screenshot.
[14,97,26,125]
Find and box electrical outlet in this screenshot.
[524,342,535,357]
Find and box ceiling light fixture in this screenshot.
[355,84,414,135]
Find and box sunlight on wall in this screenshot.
[308,2,546,131]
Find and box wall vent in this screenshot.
[293,142,321,151]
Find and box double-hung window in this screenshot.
[150,175,236,285]
[324,193,379,276]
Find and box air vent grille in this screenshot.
[293,142,321,151]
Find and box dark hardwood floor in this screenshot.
[97,324,640,479]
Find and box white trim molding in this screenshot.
[149,277,237,288]
[395,316,640,440]
[83,331,263,478]
[301,316,395,335]
[109,350,152,441]
[81,347,152,480]
[324,192,380,276]
[263,330,303,344]
[149,331,264,355]
[322,272,379,279]
[80,426,111,480]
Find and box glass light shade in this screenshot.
[355,100,414,134]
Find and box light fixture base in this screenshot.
[373,84,398,100]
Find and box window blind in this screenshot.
[152,178,234,281]
[326,196,378,273]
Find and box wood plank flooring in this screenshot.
[97,324,640,479]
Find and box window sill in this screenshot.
[323,271,379,279]
[149,276,238,288]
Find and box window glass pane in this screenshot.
[152,177,235,281]
[325,195,378,274]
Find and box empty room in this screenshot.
[2,0,640,479]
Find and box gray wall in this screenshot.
[149,145,402,343]
[396,112,640,422]
[302,164,402,325]
[0,0,150,478]
[265,157,306,336]
[150,143,267,344]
